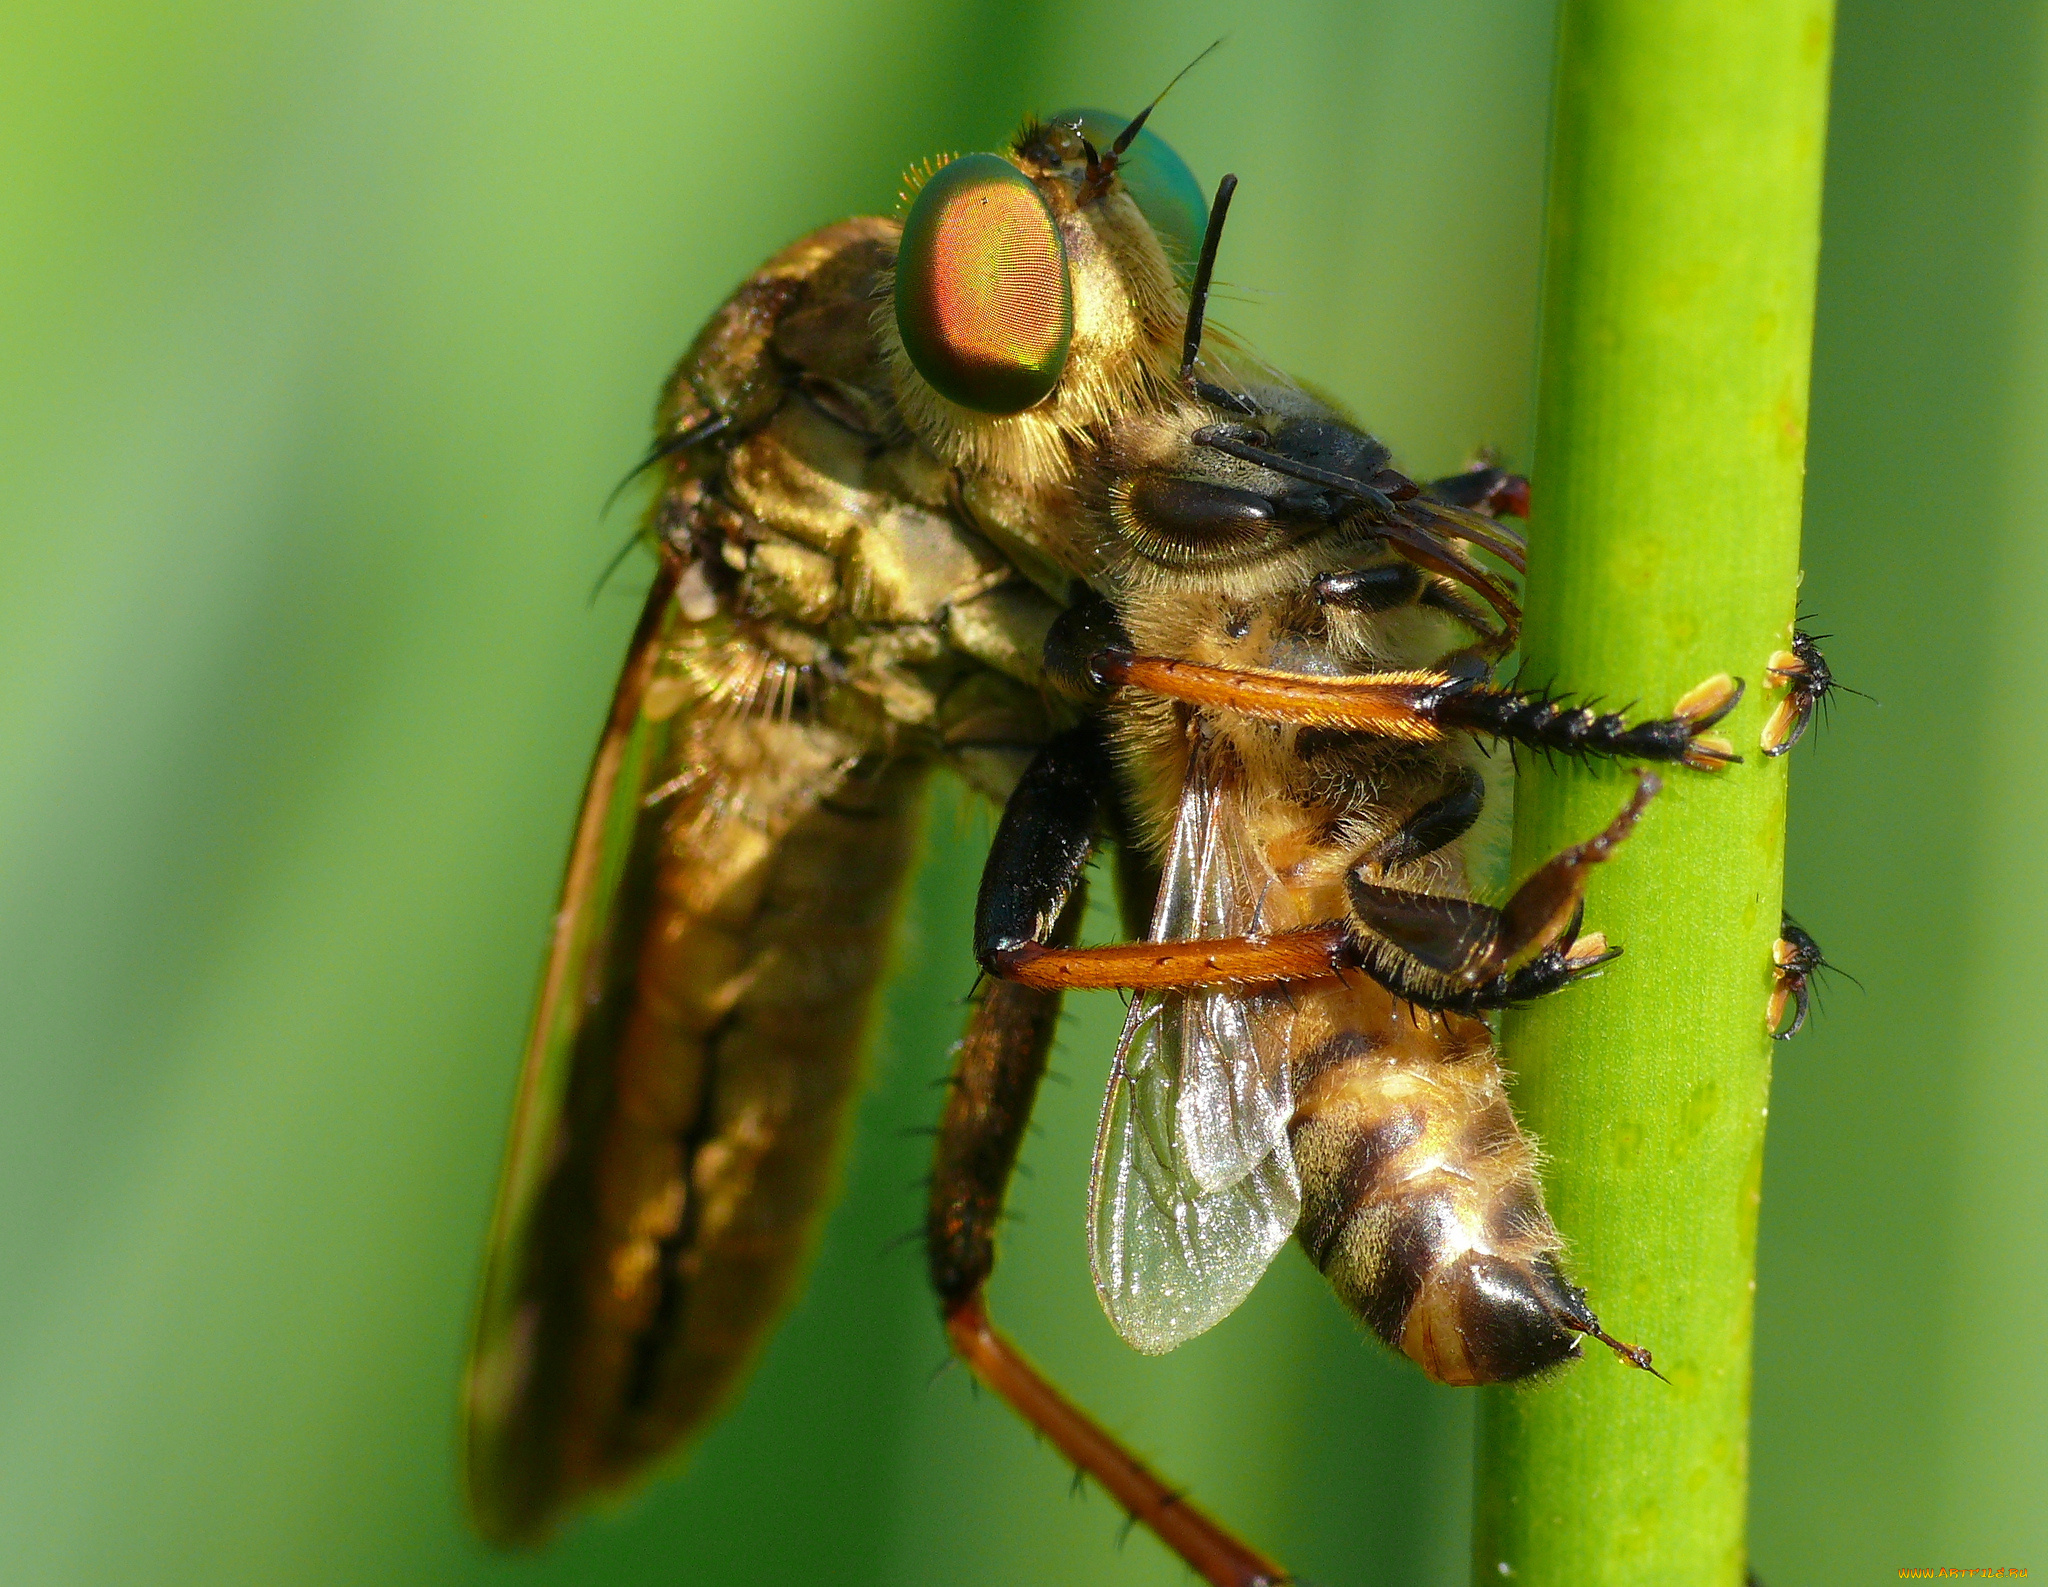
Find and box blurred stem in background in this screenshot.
[1475,2,1831,1583]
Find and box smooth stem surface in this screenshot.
[1474,4,1832,1584]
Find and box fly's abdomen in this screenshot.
[1289,1024,1593,1386]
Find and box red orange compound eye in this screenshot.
[894,153,1072,414]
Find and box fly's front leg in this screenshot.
[1093,651,1745,771]
[973,714,1348,1004]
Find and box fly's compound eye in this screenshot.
[1047,107,1207,273]
[895,153,1073,415]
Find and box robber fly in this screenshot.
[463,93,1745,1587]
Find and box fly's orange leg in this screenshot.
[928,930,1289,1587]
[989,926,1352,991]
[1095,652,1744,770]
[972,717,1353,995]
[943,1297,1286,1587]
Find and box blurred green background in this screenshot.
[1,0,2042,1583]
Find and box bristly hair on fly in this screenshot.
[896,153,959,212]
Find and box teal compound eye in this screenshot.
[1047,107,1208,275]
[894,153,1074,415]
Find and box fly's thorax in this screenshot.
[1287,1013,1588,1386]
[698,396,1052,731]
[660,217,903,439]
[634,216,1070,804]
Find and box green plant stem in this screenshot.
[1473,4,1833,1584]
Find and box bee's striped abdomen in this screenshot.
[1289,1022,1594,1386]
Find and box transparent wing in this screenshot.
[1088,740,1303,1355]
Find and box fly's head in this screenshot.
[881,109,1204,490]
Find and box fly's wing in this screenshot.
[465,555,932,1541]
[465,217,952,1545]
[1088,742,1302,1355]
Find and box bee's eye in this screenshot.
[895,153,1073,415]
[1047,107,1207,273]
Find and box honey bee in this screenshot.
[464,96,1741,1586]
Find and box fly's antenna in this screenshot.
[1072,38,1223,203]
[1180,172,1238,382]
[1111,37,1224,160]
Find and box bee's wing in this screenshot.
[464,552,931,1542]
[1088,747,1302,1355]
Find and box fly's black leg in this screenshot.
[1346,773,1658,1012]
[974,719,1110,970]
[929,890,1290,1587]
[1424,671,1745,767]
[1041,594,1133,703]
[929,898,1079,1314]
[1348,913,1618,1016]
[977,711,1351,992]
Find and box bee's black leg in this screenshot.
[928,893,1290,1587]
[1346,773,1658,1008]
[1094,651,1745,770]
[1362,765,1488,870]
[1312,561,1426,613]
[1314,561,1503,650]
